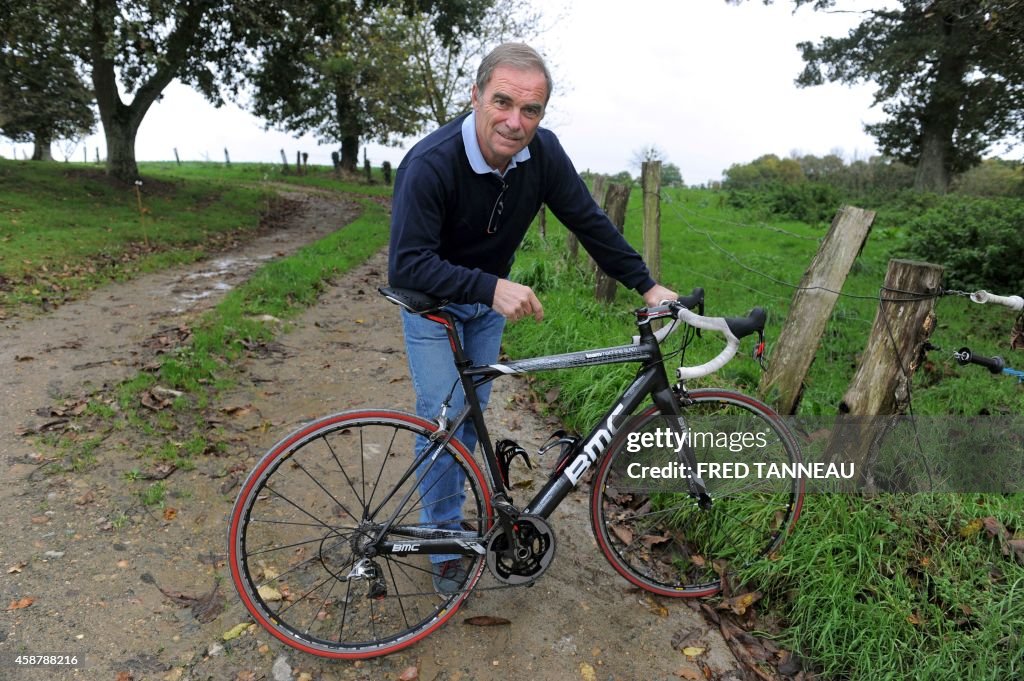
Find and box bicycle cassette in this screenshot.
[485,515,556,586]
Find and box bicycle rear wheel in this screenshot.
[228,409,491,658]
[591,389,803,597]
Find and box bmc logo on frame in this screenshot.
[564,404,626,485]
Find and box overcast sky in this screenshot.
[2,0,956,184]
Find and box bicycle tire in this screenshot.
[590,389,804,597]
[228,409,491,658]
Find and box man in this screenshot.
[389,43,675,594]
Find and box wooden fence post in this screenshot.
[224,148,231,167]
[824,258,944,491]
[759,205,876,414]
[173,148,181,166]
[641,161,662,283]
[595,183,631,303]
[280,149,289,174]
[538,205,547,239]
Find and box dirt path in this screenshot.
[0,193,741,681]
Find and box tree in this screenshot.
[631,144,668,170]
[81,0,285,182]
[245,0,494,172]
[246,3,424,172]
[0,1,95,160]
[9,0,284,180]
[661,163,684,187]
[736,1,1024,193]
[405,1,547,126]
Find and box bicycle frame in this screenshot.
[374,307,705,558]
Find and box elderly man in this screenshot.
[389,42,675,594]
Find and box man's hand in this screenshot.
[492,279,544,322]
[642,283,678,308]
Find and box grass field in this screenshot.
[502,185,1024,680]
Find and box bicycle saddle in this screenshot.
[379,287,449,314]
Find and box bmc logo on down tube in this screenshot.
[564,404,625,485]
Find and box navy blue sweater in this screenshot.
[388,113,656,304]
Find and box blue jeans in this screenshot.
[401,304,505,563]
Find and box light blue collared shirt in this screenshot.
[461,111,531,178]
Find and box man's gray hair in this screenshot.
[475,43,553,103]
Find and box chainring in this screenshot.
[485,514,556,586]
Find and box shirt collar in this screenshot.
[462,111,531,177]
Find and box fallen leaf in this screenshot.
[7,562,27,574]
[464,615,512,626]
[681,646,706,658]
[398,666,419,681]
[6,596,34,611]
[235,672,257,681]
[579,662,597,681]
[610,524,634,546]
[257,585,283,602]
[982,516,1008,540]
[222,404,254,417]
[676,666,702,680]
[163,507,178,521]
[960,518,983,538]
[1007,539,1024,564]
[717,591,762,616]
[641,594,669,617]
[671,627,699,650]
[115,672,135,681]
[222,622,251,641]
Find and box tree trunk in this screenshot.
[31,132,53,161]
[88,0,204,182]
[102,113,142,182]
[340,134,359,173]
[334,78,360,173]
[913,9,970,194]
[914,120,953,194]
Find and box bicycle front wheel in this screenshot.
[228,409,491,658]
[591,389,803,597]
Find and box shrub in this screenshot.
[901,195,1024,292]
[726,182,842,224]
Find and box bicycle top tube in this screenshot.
[378,285,766,382]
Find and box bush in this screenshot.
[901,196,1024,292]
[726,182,842,224]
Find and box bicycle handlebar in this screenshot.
[969,290,1024,311]
[667,301,766,380]
[954,346,1006,374]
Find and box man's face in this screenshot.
[471,65,547,171]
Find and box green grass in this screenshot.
[0,159,275,311]
[503,185,1024,679]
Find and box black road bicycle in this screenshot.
[228,287,805,659]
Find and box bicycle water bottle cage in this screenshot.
[537,429,580,473]
[495,439,532,488]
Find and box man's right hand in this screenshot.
[492,279,544,322]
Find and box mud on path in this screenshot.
[0,191,741,681]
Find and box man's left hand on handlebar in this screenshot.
[642,283,678,308]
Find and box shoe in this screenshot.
[431,558,469,596]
